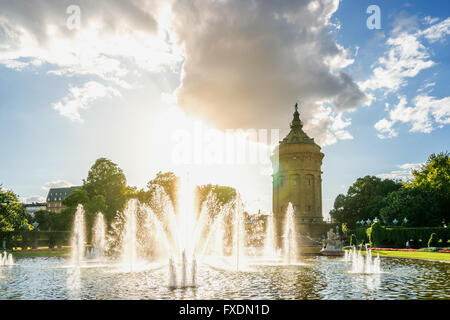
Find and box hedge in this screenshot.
[0,231,71,249]
[362,223,449,248]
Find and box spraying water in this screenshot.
[71,204,86,267]
[122,200,138,271]
[283,203,297,264]
[168,256,177,288]
[263,214,276,258]
[346,246,382,274]
[0,251,14,266]
[92,212,106,259]
[191,256,197,287]
[233,194,245,271]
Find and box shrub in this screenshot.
[349,234,357,246]
[428,233,438,247]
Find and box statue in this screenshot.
[320,228,344,256]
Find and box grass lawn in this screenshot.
[8,249,71,259]
[361,250,450,262]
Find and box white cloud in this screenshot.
[41,180,73,191]
[376,162,423,181]
[0,0,183,120]
[359,33,434,93]
[360,17,450,95]
[52,81,121,122]
[375,94,450,138]
[171,0,369,145]
[421,17,450,42]
[0,0,369,145]
[424,16,439,25]
[374,118,397,139]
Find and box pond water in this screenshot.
[0,256,448,299]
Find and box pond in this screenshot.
[1,256,448,299]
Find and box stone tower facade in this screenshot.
[271,103,327,249]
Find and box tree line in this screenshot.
[0,157,237,233]
[330,152,449,230]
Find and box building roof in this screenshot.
[277,103,318,146]
[46,186,81,202]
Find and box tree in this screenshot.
[33,209,73,231]
[329,176,402,228]
[83,158,128,223]
[380,187,442,227]
[197,184,236,207]
[0,186,28,232]
[147,171,179,209]
[407,152,449,226]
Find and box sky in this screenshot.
[0,0,449,220]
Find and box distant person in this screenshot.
[406,240,410,249]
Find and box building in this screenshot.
[46,186,81,213]
[271,103,328,253]
[23,202,47,216]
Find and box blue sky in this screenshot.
[0,0,449,219]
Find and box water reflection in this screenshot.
[0,256,448,299]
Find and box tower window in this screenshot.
[308,205,311,211]
[307,179,311,185]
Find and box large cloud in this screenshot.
[0,0,368,145]
[171,0,369,145]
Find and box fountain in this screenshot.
[0,251,14,266]
[168,256,177,288]
[263,214,276,259]
[346,246,381,274]
[70,204,86,267]
[121,199,138,271]
[283,203,297,264]
[91,212,106,259]
[232,194,246,271]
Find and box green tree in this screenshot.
[147,171,179,209]
[0,186,28,231]
[329,176,401,228]
[83,158,128,223]
[407,152,449,226]
[197,184,236,206]
[380,187,442,227]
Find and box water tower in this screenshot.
[271,103,327,255]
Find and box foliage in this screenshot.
[428,233,438,248]
[331,152,449,229]
[83,158,128,223]
[380,187,443,227]
[197,184,236,207]
[407,151,449,226]
[329,176,401,228]
[360,225,449,248]
[349,234,357,246]
[366,221,381,247]
[341,223,349,235]
[63,158,128,227]
[33,209,74,231]
[0,186,29,232]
